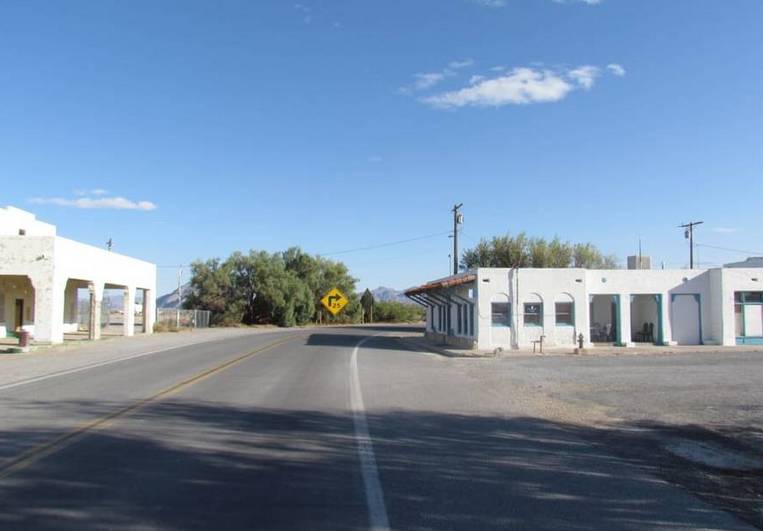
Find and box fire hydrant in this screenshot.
[18,330,30,348]
[577,333,584,349]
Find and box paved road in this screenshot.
[0,326,754,530]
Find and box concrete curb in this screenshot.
[397,336,763,359]
[397,336,493,359]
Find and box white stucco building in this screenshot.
[406,265,763,351]
[0,206,156,344]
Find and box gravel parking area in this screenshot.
[449,349,763,528]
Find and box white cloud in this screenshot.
[30,195,157,211]
[294,3,312,24]
[412,72,447,91]
[471,0,506,7]
[712,227,741,234]
[607,63,626,77]
[448,59,474,70]
[568,65,600,90]
[422,67,574,108]
[74,188,109,196]
[417,63,625,109]
[553,0,601,4]
[399,59,474,93]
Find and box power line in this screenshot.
[695,243,763,256]
[318,231,452,257]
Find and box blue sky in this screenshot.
[1,0,761,296]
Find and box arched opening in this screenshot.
[0,275,35,341]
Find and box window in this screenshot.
[524,303,543,326]
[491,302,510,327]
[457,305,462,334]
[735,303,744,336]
[555,302,574,326]
[744,292,763,303]
[18,229,26,236]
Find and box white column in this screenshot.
[659,294,674,345]
[123,286,135,337]
[143,288,155,335]
[89,281,104,340]
[31,274,65,344]
[618,294,633,347]
[576,296,591,348]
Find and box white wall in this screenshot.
[0,207,56,236]
[464,266,763,350]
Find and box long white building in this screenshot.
[0,206,156,344]
[406,265,763,351]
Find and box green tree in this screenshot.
[185,247,359,327]
[373,301,425,323]
[360,289,375,323]
[461,233,618,270]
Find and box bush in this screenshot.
[372,301,425,323]
[153,322,180,333]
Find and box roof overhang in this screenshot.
[404,272,477,298]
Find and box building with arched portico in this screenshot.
[406,265,763,351]
[0,206,156,344]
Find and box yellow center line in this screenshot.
[0,333,302,480]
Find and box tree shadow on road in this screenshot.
[0,398,759,530]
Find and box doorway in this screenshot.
[630,294,662,344]
[589,295,619,344]
[14,299,24,333]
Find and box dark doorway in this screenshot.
[589,294,620,344]
[14,299,24,333]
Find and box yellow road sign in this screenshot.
[321,287,348,316]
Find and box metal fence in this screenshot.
[156,308,212,329]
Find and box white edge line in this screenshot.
[0,332,281,392]
[350,333,391,531]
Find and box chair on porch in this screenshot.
[635,322,649,342]
[636,322,655,343]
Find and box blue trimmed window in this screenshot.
[491,302,511,327]
[524,303,543,326]
[555,302,574,326]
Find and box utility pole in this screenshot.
[452,203,463,276]
[679,221,704,269]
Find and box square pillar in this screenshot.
[143,288,155,334]
[618,295,634,347]
[659,294,675,345]
[123,286,135,337]
[89,282,104,341]
[31,274,65,344]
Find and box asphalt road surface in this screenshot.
[0,326,755,530]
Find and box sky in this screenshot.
[1,0,762,297]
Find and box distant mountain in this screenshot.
[157,282,192,309]
[371,287,414,305]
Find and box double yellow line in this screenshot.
[0,334,298,480]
